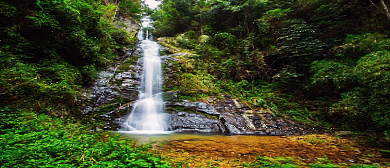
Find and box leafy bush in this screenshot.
[329,50,390,130]
[0,107,171,167]
[310,33,390,131]
[119,0,142,17]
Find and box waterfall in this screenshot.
[121,16,168,133]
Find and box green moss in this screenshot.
[163,53,221,102]
[117,55,140,72]
[108,96,131,105]
[157,37,195,54]
[93,96,132,115]
[160,50,167,55]
[114,79,124,86]
[97,104,119,114]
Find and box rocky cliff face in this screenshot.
[160,47,317,135]
[77,17,142,130]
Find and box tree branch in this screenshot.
[369,0,386,15]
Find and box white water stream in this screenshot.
[120,17,169,133]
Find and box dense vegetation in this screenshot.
[2,0,390,166]
[152,0,390,143]
[0,0,140,112]
[0,0,171,167]
[0,108,170,167]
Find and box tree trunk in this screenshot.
[380,0,390,21]
[369,0,390,21]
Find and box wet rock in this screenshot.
[220,113,247,134]
[119,72,133,79]
[160,55,179,62]
[166,96,318,135]
[224,123,243,134]
[116,17,141,34]
[182,100,198,108]
[162,92,178,106]
[169,111,225,133]
[242,113,256,130]
[208,97,216,103]
[79,52,141,130]
[232,99,243,109]
[168,53,194,57]
[196,105,220,116]
[173,100,220,116]
[197,102,207,109]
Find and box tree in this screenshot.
[369,0,390,21]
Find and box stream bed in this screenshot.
[150,133,390,167]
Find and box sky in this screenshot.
[144,0,161,9]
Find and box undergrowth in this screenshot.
[0,107,171,167]
[242,156,380,168]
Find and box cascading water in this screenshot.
[120,16,168,133]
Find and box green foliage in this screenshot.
[339,33,390,58]
[355,50,390,95]
[0,108,171,167]
[0,1,164,167]
[164,54,221,101]
[214,32,237,50]
[153,0,390,139]
[175,32,197,49]
[309,33,390,131]
[243,156,380,168]
[278,19,328,70]
[309,60,355,89]
[0,61,81,112]
[151,0,199,37]
[263,8,292,20]
[330,50,390,130]
[119,0,142,18]
[242,156,300,167]
[152,8,177,37]
[117,55,140,73]
[0,0,142,109]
